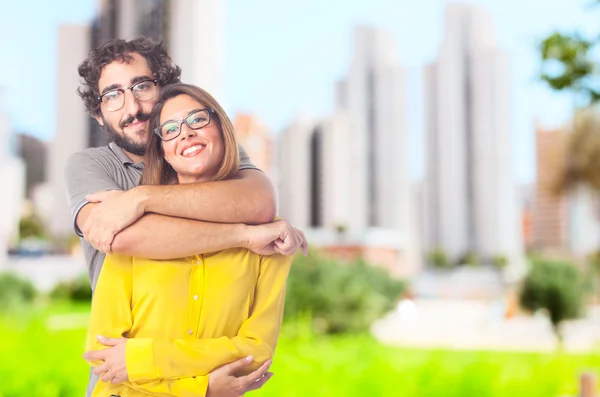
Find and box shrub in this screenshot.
[427,248,450,269]
[284,251,406,334]
[0,272,36,311]
[519,259,584,347]
[50,273,92,302]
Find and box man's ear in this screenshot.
[93,114,104,127]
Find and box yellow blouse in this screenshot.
[85,248,291,397]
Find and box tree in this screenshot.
[519,259,584,347]
[539,4,600,254]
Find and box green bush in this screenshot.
[427,248,451,269]
[284,251,406,334]
[519,259,584,346]
[0,272,36,311]
[50,273,92,302]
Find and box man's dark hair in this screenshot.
[77,37,182,116]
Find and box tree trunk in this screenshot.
[553,322,565,351]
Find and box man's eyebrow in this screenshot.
[100,84,121,95]
[99,76,153,96]
[131,75,154,85]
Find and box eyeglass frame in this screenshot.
[154,108,216,142]
[97,79,159,111]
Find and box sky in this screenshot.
[0,0,598,184]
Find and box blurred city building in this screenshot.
[277,26,420,277]
[423,4,523,267]
[530,122,569,252]
[48,24,91,239]
[0,92,26,267]
[530,121,600,257]
[16,133,47,198]
[233,113,272,175]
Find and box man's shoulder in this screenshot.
[69,145,115,162]
[66,145,120,169]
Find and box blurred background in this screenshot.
[1,0,600,396]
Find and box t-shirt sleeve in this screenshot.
[64,151,123,237]
[238,144,261,172]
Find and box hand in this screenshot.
[82,189,147,254]
[245,219,308,256]
[207,356,273,397]
[83,335,129,385]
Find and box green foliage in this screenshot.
[284,251,406,334]
[0,272,36,311]
[50,273,92,302]
[19,214,47,240]
[540,32,596,100]
[457,251,480,267]
[519,259,584,343]
[427,248,450,269]
[492,254,508,270]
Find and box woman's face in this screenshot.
[159,94,224,184]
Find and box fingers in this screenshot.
[111,372,127,384]
[234,359,272,388]
[222,355,254,375]
[244,372,273,393]
[97,335,122,347]
[85,190,119,203]
[100,369,114,382]
[83,350,105,362]
[298,229,308,256]
[92,362,108,376]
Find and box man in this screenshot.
[65,37,307,397]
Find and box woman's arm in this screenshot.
[125,253,292,383]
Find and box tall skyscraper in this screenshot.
[337,26,409,234]
[277,111,351,230]
[423,4,522,264]
[168,0,224,101]
[48,24,92,238]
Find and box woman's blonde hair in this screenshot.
[141,83,239,185]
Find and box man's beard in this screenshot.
[102,111,150,156]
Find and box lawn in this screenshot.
[0,302,598,397]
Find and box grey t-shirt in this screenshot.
[64,142,258,290]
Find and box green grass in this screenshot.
[0,302,598,397]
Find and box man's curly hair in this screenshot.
[77,37,182,116]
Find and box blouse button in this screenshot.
[187,329,193,335]
[196,261,201,265]
[193,295,199,300]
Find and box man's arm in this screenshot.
[139,169,276,225]
[78,203,305,259]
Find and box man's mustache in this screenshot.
[120,112,150,129]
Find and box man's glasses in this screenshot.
[154,109,214,142]
[98,79,158,112]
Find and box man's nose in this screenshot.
[123,90,142,116]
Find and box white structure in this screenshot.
[277,111,351,230]
[169,0,224,102]
[0,94,25,267]
[277,27,420,276]
[423,4,522,265]
[48,25,91,238]
[337,26,409,234]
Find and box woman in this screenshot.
[85,83,291,397]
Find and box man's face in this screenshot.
[95,53,156,156]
